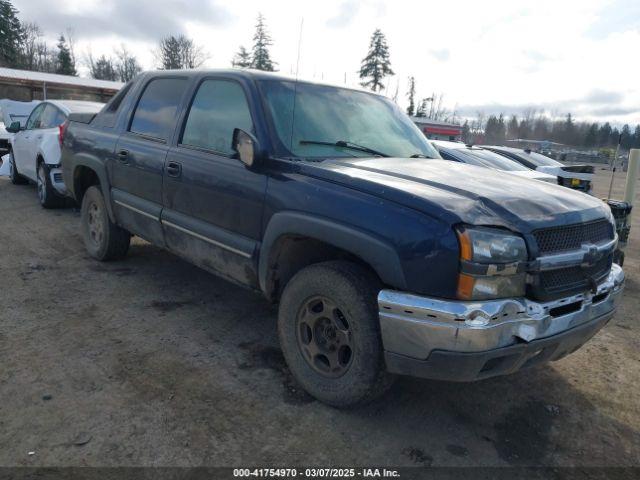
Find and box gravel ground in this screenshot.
[0,167,638,469]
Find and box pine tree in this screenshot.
[633,125,640,149]
[506,115,519,139]
[598,122,612,147]
[0,0,24,68]
[584,123,598,148]
[415,98,428,117]
[406,76,416,116]
[251,14,276,71]
[359,29,394,92]
[157,35,182,69]
[620,124,632,150]
[87,53,118,81]
[232,46,252,68]
[56,35,77,75]
[461,120,471,144]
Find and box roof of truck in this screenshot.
[138,68,385,96]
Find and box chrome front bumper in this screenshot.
[378,263,625,381]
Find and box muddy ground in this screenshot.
[0,167,638,469]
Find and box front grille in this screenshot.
[533,220,613,255]
[539,255,612,296]
[530,220,615,301]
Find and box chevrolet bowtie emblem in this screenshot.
[581,244,602,268]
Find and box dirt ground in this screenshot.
[0,167,638,469]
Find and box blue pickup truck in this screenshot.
[61,70,625,407]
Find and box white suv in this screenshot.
[8,100,104,208]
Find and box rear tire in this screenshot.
[37,162,64,209]
[9,151,27,185]
[81,185,130,261]
[278,260,394,407]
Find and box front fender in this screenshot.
[259,211,407,294]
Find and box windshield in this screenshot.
[453,148,529,171]
[523,150,563,167]
[259,80,440,159]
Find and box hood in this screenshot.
[300,157,611,232]
[507,169,558,183]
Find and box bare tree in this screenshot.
[19,22,42,70]
[114,46,142,82]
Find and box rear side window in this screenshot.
[181,80,253,155]
[129,78,188,141]
[96,81,134,128]
[40,104,66,129]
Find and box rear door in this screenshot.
[111,76,189,245]
[34,104,67,162]
[161,77,267,287]
[13,103,46,180]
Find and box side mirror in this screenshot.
[232,128,261,168]
[6,121,21,133]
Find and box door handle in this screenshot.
[117,149,129,163]
[166,161,182,178]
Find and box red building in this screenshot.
[411,117,462,141]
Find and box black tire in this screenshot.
[278,260,394,407]
[81,185,131,261]
[36,162,64,209]
[9,151,27,185]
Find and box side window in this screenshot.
[129,78,188,141]
[181,80,253,155]
[26,103,45,130]
[39,105,66,129]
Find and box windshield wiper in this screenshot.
[410,153,434,158]
[299,140,390,158]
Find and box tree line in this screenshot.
[463,111,640,150]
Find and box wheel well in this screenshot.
[73,166,100,204]
[264,235,378,301]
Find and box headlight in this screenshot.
[456,226,528,300]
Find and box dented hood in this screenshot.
[301,157,611,232]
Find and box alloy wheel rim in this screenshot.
[87,201,104,247]
[296,296,354,378]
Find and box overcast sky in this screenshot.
[13,0,640,125]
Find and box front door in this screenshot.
[13,102,46,181]
[109,76,189,245]
[161,78,267,287]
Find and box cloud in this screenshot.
[583,89,624,105]
[455,90,637,121]
[428,48,450,62]
[15,0,234,42]
[326,0,360,28]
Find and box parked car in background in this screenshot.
[482,145,594,194]
[431,140,557,183]
[7,100,104,208]
[62,70,624,407]
[0,99,40,155]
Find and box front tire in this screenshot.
[278,260,394,407]
[81,185,131,261]
[37,163,64,209]
[9,151,27,185]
